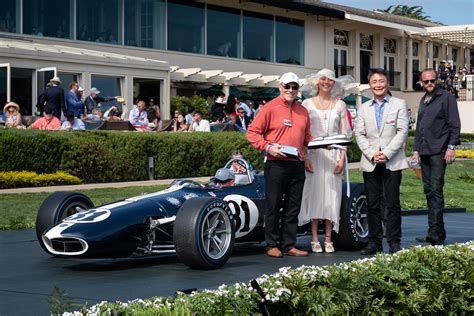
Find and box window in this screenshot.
[167,1,204,53]
[243,11,273,62]
[452,48,458,62]
[23,0,72,39]
[77,0,121,44]
[0,65,9,107]
[334,48,348,77]
[207,5,241,58]
[433,45,439,58]
[360,34,373,50]
[412,42,419,57]
[91,75,122,113]
[384,38,397,54]
[334,29,349,46]
[124,0,165,49]
[0,0,17,33]
[276,17,304,65]
[58,72,80,101]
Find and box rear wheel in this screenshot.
[174,198,235,269]
[35,192,93,254]
[333,183,369,250]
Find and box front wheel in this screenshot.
[35,192,93,254]
[333,183,369,250]
[174,198,235,269]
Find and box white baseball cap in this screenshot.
[279,72,301,86]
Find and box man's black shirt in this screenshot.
[413,88,460,155]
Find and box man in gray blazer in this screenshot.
[355,68,409,255]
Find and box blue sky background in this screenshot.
[323,0,474,25]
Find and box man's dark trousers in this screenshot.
[363,164,402,247]
[264,160,305,252]
[420,152,446,244]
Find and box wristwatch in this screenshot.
[447,144,455,150]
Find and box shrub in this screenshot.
[68,242,474,315]
[3,129,454,183]
[171,95,210,119]
[0,171,81,189]
[456,149,474,159]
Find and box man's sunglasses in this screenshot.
[422,79,436,84]
[282,84,299,91]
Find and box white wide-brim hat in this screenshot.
[302,68,355,98]
[50,76,61,84]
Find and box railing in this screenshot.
[466,75,473,101]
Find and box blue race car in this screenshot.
[36,158,368,269]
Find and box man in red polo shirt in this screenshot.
[247,72,312,258]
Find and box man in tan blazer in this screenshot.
[355,68,409,255]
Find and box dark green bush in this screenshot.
[0,129,265,182]
[2,129,445,183]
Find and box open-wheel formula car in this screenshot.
[36,158,369,269]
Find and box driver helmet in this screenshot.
[211,168,235,182]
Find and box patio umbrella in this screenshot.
[343,94,370,106]
[251,87,279,100]
[200,85,251,99]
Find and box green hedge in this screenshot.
[0,129,364,183]
[66,242,473,315]
[408,130,474,143]
[0,171,81,189]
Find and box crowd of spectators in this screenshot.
[435,60,470,98]
[2,76,276,133]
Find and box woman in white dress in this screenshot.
[299,69,352,253]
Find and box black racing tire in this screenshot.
[35,192,93,254]
[333,183,369,250]
[174,198,235,269]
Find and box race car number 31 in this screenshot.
[223,195,259,238]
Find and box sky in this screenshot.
[323,0,474,25]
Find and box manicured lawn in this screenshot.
[0,185,168,230]
[0,160,472,230]
[349,159,474,211]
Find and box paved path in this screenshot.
[0,213,472,315]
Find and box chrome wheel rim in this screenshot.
[201,207,232,260]
[353,195,369,239]
[61,202,88,221]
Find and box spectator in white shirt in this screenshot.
[128,100,148,127]
[191,111,211,132]
[61,112,86,130]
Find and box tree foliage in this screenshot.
[381,5,433,22]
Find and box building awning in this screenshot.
[425,25,474,45]
[0,37,169,70]
[249,0,345,20]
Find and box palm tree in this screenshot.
[381,5,432,22]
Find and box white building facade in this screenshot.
[0,0,472,119]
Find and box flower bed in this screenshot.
[457,149,474,159]
[64,242,473,315]
[0,171,81,189]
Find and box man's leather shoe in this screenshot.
[266,247,283,258]
[284,248,309,257]
[389,243,402,254]
[430,240,444,246]
[415,236,431,243]
[360,244,383,255]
